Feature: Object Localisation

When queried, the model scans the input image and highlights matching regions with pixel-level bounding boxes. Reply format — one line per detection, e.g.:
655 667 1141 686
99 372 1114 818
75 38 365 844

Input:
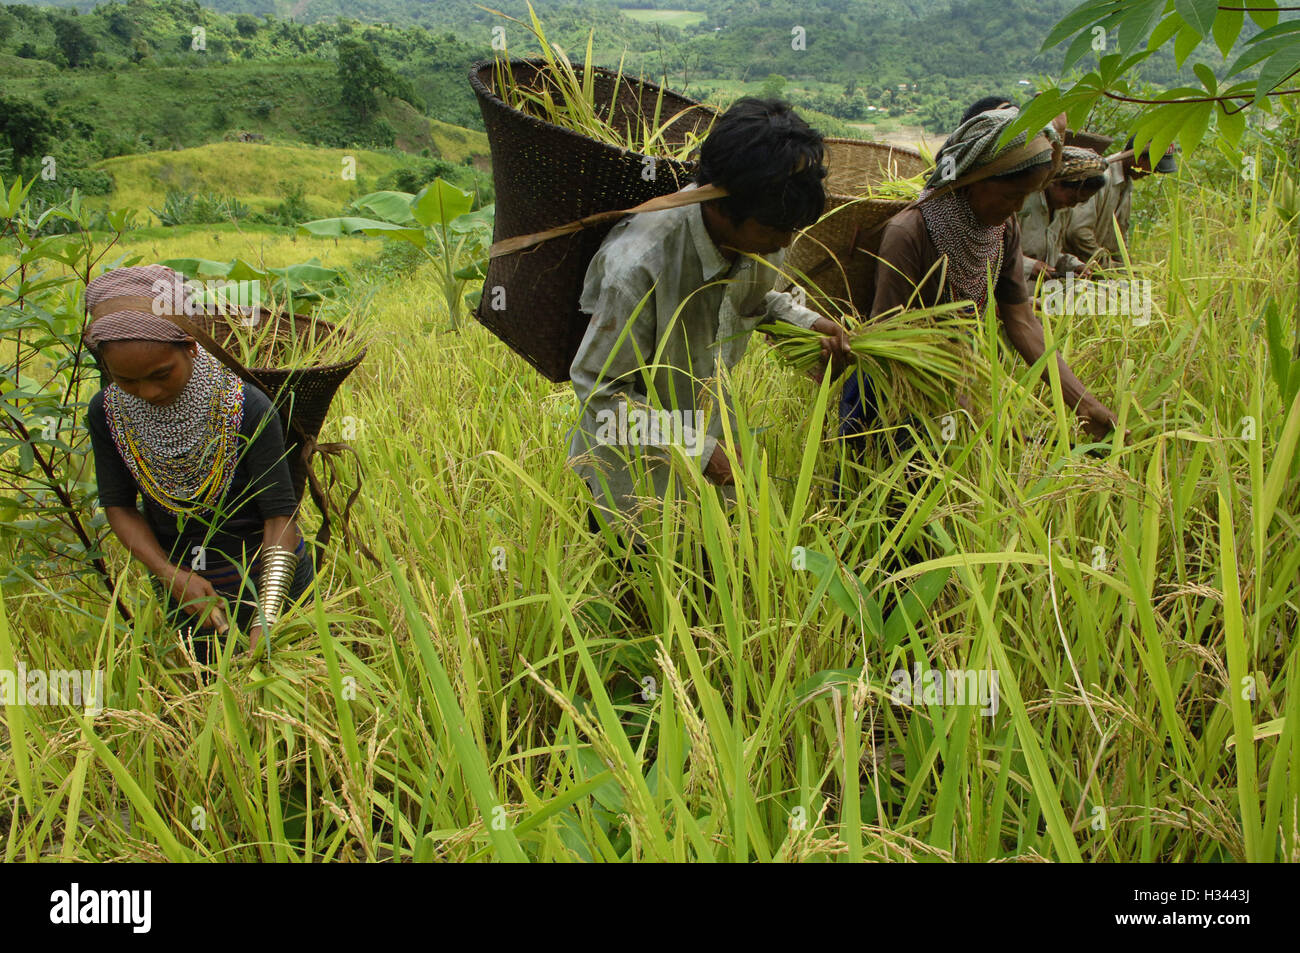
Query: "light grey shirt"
1064 162 1132 266
1018 189 1085 282
568 185 821 519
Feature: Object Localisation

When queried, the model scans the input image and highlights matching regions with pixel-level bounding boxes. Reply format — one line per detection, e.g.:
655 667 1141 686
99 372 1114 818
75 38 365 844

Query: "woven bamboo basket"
786 138 930 319
192 309 364 504
469 58 716 383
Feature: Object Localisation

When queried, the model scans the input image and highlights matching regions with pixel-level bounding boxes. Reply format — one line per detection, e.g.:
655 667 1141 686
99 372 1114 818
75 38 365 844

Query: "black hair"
961 96 1014 124
1076 174 1106 191
695 97 827 231
1122 135 1149 162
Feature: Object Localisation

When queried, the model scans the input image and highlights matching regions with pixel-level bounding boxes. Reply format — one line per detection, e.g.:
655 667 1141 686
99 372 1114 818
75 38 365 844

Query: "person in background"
840 108 1121 455
84 265 314 664
961 95 1015 123
569 98 850 543
1019 146 1108 284
963 95 1070 139
1064 137 1178 270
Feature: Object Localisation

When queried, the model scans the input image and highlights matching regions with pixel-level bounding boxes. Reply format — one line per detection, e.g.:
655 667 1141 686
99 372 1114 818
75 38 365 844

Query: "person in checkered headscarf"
839 108 1121 460
83 264 313 664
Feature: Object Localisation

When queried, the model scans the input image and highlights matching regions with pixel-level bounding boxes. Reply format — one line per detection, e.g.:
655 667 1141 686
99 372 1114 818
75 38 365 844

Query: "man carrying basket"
569 98 851 535
83 265 314 663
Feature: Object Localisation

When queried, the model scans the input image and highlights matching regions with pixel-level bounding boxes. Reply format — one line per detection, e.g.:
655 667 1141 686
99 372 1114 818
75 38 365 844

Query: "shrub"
149 189 251 226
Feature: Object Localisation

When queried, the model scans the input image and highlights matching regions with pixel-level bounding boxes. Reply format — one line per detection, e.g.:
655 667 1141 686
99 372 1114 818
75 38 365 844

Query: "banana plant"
299 179 493 331
160 256 346 313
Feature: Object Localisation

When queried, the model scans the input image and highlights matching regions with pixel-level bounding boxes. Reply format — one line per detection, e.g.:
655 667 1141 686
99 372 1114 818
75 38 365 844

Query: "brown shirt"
866 206 1030 318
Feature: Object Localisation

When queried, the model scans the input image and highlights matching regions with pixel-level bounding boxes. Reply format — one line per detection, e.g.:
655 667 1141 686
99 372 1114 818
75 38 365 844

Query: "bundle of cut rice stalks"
484 2 715 163
761 298 991 425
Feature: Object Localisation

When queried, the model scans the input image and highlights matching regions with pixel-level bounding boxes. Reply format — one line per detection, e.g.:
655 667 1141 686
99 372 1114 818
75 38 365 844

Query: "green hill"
93 141 408 223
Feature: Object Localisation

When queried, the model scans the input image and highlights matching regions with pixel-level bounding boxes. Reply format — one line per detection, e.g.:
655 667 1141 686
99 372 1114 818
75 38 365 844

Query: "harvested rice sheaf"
761 300 991 423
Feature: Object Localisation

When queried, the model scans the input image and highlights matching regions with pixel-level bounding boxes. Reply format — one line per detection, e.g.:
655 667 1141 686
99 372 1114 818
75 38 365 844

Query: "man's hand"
705 442 738 485
810 316 852 383
1029 258 1053 281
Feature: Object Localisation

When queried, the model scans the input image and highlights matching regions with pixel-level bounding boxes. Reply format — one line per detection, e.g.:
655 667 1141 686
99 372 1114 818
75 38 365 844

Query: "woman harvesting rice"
1019 145 1108 283
840 108 1120 449
83 265 313 661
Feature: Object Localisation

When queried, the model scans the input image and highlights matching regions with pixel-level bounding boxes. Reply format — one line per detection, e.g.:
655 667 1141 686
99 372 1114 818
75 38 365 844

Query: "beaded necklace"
104 347 245 515
918 187 1006 316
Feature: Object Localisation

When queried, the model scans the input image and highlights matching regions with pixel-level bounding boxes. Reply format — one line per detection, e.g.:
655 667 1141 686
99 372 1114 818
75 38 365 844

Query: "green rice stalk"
760 299 990 423
211 289 359 371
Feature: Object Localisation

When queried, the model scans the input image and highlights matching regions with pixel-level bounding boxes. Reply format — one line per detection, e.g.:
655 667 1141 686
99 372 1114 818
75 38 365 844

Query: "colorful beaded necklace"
104 346 245 515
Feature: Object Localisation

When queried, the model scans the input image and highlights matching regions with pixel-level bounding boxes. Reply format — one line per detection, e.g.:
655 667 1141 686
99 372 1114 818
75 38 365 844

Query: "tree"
337 38 387 123
235 13 260 38
762 73 788 100
104 7 136 43
0 95 59 169
52 16 98 69
1005 0 1300 165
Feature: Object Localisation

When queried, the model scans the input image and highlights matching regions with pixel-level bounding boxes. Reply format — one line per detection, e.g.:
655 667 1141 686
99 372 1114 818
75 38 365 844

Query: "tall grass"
0 144 1296 862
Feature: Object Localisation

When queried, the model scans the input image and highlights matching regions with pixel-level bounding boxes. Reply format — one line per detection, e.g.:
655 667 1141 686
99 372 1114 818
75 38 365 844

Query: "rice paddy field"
623 9 710 29
1 134 1298 863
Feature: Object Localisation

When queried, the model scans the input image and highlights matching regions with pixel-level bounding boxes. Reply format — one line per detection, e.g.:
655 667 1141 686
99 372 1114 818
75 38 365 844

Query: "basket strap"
302 435 378 564
489 183 729 258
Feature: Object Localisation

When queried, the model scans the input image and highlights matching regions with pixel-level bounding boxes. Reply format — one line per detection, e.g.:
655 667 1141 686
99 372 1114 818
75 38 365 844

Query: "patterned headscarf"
1053 146 1107 182
917 108 1059 313
87 265 246 515
924 108 1058 191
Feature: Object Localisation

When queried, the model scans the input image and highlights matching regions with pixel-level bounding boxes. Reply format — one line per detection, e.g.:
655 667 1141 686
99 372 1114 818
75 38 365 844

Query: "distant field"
846 122 937 152
429 118 490 165
94 142 412 225
624 8 708 28
94 223 379 276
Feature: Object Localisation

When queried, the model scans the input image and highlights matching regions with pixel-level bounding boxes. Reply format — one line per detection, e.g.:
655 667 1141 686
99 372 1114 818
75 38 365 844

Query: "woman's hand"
1077 396 1127 442
165 566 228 632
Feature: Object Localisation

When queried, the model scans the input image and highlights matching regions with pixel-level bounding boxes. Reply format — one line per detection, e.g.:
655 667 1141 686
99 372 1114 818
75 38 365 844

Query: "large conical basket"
786 138 929 319
469 58 716 383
